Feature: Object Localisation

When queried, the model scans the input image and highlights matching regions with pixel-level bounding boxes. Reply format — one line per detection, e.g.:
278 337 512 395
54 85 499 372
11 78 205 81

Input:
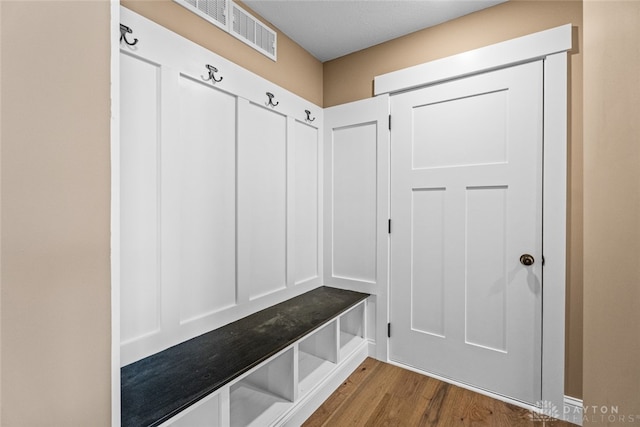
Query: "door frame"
374 24 572 413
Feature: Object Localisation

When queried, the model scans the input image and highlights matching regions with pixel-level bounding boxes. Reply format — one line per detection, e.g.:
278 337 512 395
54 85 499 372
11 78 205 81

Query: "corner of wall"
0 0 3 422
0 1 112 424
583 0 640 420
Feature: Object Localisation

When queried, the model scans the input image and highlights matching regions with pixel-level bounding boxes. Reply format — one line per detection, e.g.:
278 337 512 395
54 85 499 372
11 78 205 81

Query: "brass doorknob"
520 254 535 266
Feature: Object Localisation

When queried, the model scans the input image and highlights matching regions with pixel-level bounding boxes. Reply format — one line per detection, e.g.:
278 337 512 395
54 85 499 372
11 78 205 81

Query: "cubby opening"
230 348 295 426
298 320 338 396
339 302 366 360
164 392 221 427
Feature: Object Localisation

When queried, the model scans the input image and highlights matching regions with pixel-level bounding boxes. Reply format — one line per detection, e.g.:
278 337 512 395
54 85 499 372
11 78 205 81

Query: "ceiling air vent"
231 1 277 60
174 0 277 61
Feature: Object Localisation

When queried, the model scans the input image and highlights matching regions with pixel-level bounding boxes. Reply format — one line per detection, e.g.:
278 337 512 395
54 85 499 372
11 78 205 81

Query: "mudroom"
114 1 576 425
7 1 640 426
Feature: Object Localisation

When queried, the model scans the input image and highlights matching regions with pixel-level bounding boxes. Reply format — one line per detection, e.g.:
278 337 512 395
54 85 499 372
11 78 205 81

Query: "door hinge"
387 323 391 338
388 219 392 234
388 115 391 130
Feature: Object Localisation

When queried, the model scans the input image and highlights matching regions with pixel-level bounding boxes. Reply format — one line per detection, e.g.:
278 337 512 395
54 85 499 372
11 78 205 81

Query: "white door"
389 61 543 404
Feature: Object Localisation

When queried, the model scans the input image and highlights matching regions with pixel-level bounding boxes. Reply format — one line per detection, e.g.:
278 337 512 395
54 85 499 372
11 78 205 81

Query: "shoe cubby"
339 301 366 360
230 348 295 427
298 320 339 397
163 390 222 427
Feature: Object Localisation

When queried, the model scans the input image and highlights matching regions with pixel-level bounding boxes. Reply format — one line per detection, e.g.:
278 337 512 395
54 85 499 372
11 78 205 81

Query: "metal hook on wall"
266 92 279 108
305 110 316 122
203 64 223 83
120 24 139 46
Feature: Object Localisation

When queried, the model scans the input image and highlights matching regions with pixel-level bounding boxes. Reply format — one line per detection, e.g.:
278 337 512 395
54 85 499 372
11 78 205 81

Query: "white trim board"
564 395 583 426
375 23 572 415
374 23 572 95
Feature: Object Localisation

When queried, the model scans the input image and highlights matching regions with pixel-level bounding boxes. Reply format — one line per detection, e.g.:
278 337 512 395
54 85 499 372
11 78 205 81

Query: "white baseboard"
563 395 583 426
367 338 377 357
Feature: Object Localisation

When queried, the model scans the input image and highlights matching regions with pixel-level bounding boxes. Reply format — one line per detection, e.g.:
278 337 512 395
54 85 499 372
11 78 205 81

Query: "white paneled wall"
323 97 389 360
119 7 387 367
119 8 323 365
120 53 161 345
238 100 288 301
323 97 389 297
175 75 237 323
293 121 320 284
331 123 378 284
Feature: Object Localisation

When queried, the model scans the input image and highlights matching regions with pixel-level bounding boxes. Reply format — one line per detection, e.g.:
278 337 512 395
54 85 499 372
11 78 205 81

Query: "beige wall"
583 1 640 424
121 0 324 106
0 1 112 425
323 0 584 399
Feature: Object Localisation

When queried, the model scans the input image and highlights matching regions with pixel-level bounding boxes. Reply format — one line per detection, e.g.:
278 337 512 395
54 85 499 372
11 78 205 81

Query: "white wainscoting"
293 120 321 285
323 96 389 360
119 52 161 346
118 7 323 365
175 74 237 324
237 100 289 301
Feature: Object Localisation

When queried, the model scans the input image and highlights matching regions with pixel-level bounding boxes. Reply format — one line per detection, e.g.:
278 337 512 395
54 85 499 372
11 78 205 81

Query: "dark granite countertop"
121 286 369 427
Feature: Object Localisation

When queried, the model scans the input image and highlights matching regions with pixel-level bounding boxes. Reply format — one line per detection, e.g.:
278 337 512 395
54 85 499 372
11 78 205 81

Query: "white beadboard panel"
293 120 320 284
375 24 572 95
331 122 378 283
238 100 288 301
120 52 161 344
411 188 446 338
176 75 237 323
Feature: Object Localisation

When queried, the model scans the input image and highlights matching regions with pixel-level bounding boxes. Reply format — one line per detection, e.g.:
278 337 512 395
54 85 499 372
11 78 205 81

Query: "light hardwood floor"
303 358 575 426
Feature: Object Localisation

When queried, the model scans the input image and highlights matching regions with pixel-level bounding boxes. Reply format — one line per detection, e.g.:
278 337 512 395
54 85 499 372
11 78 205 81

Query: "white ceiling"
243 0 507 62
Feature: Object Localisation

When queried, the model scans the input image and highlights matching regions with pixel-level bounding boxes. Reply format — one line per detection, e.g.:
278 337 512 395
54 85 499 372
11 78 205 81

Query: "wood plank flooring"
303 358 575 427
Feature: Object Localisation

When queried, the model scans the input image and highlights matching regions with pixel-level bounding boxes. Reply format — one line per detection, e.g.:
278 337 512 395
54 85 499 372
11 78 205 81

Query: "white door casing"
390 61 543 404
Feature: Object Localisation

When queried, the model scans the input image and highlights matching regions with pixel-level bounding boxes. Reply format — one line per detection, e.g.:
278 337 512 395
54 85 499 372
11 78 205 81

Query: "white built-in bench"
121 286 370 426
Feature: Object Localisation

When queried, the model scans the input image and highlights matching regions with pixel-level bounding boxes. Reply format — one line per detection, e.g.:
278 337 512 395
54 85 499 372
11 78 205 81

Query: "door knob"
520 254 535 266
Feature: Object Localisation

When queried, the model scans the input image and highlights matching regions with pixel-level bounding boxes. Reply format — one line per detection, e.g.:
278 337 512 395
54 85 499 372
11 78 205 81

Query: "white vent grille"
175 0 227 30
231 2 276 60
174 0 277 61
197 0 227 26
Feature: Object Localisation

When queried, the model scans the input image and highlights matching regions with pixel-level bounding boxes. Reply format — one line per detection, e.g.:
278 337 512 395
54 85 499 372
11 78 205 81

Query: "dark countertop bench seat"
121 286 370 427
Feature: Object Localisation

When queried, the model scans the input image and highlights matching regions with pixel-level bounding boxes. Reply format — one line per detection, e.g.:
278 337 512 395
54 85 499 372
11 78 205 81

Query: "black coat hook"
120 24 138 46
305 110 316 122
203 64 223 83
266 92 279 107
